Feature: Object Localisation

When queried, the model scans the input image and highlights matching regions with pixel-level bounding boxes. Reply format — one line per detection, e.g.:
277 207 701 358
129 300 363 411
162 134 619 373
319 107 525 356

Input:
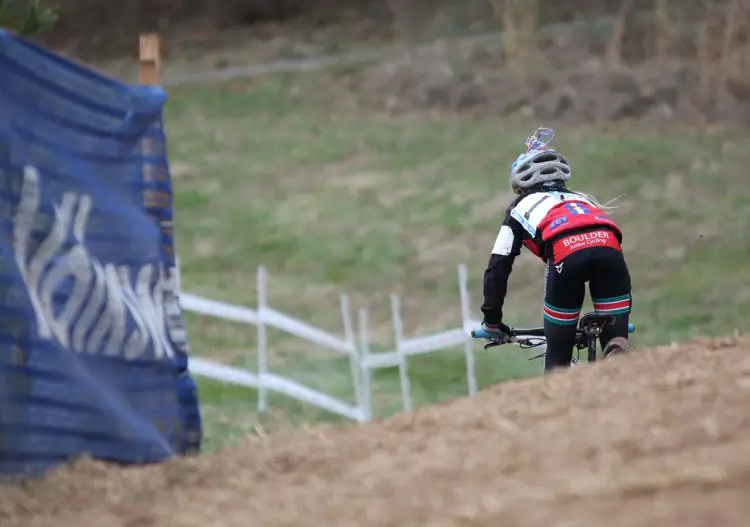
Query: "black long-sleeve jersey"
480 185 622 325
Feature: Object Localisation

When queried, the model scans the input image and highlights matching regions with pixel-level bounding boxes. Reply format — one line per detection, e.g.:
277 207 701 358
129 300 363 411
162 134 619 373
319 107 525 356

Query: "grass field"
162 68 750 451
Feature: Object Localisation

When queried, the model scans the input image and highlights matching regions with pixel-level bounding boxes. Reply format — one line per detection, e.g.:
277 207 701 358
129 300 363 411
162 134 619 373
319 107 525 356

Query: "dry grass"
478 0 749 107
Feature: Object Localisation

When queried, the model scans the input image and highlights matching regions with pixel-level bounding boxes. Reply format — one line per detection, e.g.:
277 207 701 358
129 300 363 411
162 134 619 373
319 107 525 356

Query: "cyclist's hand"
481 321 512 343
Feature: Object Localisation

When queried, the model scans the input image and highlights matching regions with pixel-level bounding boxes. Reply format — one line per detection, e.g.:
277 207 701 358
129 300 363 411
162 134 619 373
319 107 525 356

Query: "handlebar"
470 323 635 340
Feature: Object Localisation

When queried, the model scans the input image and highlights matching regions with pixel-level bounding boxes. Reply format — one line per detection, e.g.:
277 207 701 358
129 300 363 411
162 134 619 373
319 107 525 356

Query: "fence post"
357 308 373 421
137 33 166 246
257 266 269 412
458 264 478 396
339 293 362 415
138 34 161 85
390 292 412 413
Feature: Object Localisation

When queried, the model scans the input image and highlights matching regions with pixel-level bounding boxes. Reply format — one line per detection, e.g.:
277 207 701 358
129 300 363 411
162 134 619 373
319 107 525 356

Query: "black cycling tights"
542 246 632 372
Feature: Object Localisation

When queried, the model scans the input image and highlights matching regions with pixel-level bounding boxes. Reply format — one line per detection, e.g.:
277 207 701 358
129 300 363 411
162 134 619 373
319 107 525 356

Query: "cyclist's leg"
588 247 632 351
543 251 587 372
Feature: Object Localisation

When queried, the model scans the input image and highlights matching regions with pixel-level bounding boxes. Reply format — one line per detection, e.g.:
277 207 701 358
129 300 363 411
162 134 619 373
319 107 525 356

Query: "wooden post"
137 33 172 259
139 33 161 85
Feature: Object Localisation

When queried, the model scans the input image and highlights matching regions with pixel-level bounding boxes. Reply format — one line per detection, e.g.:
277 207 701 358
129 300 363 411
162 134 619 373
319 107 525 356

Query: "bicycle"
471 312 636 366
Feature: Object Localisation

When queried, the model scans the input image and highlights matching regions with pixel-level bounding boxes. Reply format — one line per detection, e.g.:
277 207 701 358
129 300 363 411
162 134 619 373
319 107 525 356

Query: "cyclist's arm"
481 211 525 325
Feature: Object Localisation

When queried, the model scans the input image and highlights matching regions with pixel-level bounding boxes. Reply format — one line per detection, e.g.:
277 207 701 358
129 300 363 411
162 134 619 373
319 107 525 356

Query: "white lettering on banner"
561 231 611 251
12 165 177 360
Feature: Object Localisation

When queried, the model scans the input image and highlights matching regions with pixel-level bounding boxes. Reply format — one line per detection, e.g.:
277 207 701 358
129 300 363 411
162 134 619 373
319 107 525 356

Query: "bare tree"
605 0 636 67
487 0 540 79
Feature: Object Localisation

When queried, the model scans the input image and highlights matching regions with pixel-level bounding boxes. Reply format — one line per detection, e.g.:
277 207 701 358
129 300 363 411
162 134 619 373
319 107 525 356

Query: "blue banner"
0 30 202 476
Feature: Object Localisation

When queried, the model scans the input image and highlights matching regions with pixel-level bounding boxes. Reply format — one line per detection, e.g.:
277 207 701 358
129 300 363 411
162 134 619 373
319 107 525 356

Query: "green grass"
164 70 750 450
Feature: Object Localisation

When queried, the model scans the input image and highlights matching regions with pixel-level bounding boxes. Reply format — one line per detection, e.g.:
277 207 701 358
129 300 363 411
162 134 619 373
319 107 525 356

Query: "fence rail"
188 358 365 421
182 263 533 422
181 264 364 421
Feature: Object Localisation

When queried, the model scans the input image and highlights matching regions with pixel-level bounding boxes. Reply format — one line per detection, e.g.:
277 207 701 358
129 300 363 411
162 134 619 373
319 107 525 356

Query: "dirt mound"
3 335 750 526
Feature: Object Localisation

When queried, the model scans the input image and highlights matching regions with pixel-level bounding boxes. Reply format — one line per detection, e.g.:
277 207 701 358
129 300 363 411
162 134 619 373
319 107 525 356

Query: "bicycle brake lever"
483 334 515 350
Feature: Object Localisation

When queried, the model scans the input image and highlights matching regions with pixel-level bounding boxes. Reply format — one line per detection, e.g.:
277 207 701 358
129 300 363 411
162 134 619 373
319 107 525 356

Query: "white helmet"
509 148 571 195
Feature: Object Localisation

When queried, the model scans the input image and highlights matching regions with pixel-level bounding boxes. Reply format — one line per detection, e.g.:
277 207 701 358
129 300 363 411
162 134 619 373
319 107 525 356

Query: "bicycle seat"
578 312 616 334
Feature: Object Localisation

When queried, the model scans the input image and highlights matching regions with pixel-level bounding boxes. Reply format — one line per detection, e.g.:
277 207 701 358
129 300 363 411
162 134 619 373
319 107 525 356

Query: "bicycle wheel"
602 337 633 360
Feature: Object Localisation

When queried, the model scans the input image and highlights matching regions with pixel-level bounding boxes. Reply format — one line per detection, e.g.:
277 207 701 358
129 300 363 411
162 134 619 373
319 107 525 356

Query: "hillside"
158 60 750 446
2 335 749 526
11 0 745 448
2 4 749 525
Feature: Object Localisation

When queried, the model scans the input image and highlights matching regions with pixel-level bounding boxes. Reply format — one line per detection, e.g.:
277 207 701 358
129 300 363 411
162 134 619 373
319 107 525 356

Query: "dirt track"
2 335 750 526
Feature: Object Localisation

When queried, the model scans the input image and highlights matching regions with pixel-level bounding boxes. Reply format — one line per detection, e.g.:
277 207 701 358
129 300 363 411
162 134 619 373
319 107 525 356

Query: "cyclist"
479 127 632 372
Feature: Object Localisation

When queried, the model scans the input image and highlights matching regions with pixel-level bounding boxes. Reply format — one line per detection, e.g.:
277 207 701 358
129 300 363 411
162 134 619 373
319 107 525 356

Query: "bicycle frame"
471 313 635 365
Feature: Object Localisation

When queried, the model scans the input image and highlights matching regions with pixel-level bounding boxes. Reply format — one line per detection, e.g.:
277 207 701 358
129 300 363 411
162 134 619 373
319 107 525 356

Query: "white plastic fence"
182 263 534 422
181 265 365 422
